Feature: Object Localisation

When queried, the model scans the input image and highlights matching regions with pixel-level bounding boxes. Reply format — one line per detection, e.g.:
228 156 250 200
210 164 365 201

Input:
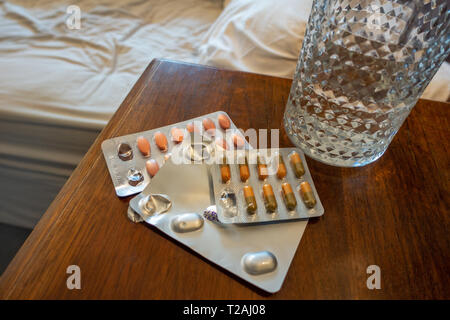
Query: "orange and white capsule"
137 136 150 157
202 118 216 136
170 127 184 144
154 131 168 152
262 184 277 212
218 114 231 130
232 134 245 149
300 181 316 208
243 185 257 214
145 159 159 177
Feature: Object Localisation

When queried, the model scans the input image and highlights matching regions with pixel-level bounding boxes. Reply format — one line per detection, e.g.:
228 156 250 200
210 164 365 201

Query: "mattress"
0 0 224 228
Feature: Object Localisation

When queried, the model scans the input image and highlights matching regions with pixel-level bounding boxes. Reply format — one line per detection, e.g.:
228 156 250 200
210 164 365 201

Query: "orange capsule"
232 134 245 149
136 136 150 157
300 181 316 208
202 118 216 135
154 131 168 152
215 137 229 150
186 122 200 133
243 185 257 214
281 182 297 210
220 157 231 183
290 152 305 178
171 127 184 144
218 114 231 130
257 156 268 180
239 157 250 182
276 155 287 179
262 184 277 212
145 159 159 177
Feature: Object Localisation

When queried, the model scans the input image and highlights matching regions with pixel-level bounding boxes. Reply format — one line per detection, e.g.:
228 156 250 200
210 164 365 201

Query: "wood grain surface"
0 59 449 299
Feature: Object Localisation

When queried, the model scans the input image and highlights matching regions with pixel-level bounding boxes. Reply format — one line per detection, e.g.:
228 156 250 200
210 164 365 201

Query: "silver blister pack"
128 159 309 293
101 111 248 197
211 148 324 224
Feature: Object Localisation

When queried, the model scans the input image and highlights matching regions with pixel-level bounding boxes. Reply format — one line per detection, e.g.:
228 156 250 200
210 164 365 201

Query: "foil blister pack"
211 148 324 224
101 111 248 197
128 160 309 293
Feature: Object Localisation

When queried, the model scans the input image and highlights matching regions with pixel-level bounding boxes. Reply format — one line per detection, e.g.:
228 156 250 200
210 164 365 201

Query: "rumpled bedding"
0 0 223 228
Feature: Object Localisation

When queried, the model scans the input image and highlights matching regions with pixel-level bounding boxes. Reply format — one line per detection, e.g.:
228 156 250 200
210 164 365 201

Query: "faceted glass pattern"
284 0 449 167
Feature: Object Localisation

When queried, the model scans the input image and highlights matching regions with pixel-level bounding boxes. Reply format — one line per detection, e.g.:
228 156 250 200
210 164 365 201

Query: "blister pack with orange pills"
101 111 249 197
211 148 324 224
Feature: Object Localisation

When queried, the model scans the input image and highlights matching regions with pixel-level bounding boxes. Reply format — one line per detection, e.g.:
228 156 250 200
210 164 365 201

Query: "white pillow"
199 0 449 101
198 0 312 78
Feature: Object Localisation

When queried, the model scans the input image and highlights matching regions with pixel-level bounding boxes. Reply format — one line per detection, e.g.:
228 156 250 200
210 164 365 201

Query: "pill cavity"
118 143 133 161
146 159 159 177
262 184 277 212
215 137 229 150
220 189 237 217
171 127 184 144
290 152 305 178
243 185 257 214
171 213 204 233
218 114 231 130
242 251 277 275
282 182 297 211
186 142 210 162
136 136 151 157
141 194 172 216
202 118 216 136
127 168 144 186
232 134 245 149
154 131 168 152
300 181 316 208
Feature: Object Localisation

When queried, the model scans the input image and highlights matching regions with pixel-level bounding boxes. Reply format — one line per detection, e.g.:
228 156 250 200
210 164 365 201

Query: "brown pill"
239 157 250 182
145 159 159 177
257 156 268 180
137 136 151 157
218 114 231 130
171 127 184 144
215 137 229 150
154 131 168 152
220 157 231 183
186 122 199 133
262 184 277 212
243 185 257 214
202 118 216 135
290 152 305 178
276 155 287 179
282 182 297 210
232 134 245 149
300 181 316 208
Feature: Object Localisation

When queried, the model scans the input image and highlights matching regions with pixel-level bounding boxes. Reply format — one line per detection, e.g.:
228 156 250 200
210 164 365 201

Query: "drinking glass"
284 0 449 167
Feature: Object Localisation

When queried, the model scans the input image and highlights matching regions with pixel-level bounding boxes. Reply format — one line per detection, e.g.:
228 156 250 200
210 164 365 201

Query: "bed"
1 0 448 228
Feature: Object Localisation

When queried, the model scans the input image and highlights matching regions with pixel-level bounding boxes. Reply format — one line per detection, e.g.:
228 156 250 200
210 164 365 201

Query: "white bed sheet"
0 0 223 228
